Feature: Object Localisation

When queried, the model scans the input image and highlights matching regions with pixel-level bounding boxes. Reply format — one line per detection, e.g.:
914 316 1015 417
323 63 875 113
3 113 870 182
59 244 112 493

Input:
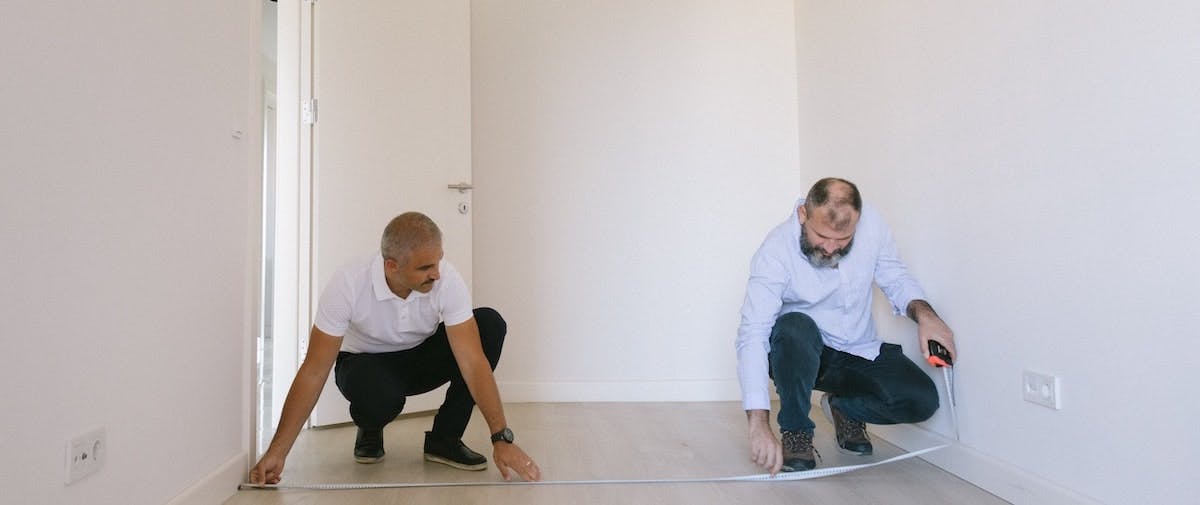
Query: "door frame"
259 0 473 451
256 0 314 459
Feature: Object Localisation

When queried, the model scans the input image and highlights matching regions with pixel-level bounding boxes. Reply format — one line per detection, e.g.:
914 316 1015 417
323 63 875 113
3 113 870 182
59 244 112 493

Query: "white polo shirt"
313 251 474 354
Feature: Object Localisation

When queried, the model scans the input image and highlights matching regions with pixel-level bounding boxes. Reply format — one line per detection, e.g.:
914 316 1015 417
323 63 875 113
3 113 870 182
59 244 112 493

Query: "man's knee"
770 312 823 354
473 307 506 338
337 366 406 427
349 396 405 430
898 382 940 423
473 307 506 364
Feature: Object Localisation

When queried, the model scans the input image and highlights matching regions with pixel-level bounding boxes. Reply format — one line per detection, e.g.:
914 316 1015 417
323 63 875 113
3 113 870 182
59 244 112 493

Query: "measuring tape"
927 340 960 441
239 444 948 491
242 346 961 492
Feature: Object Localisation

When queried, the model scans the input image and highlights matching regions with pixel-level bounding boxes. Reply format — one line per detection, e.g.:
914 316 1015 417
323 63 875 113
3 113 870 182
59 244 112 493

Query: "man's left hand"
493 442 541 482
908 300 957 364
917 313 956 364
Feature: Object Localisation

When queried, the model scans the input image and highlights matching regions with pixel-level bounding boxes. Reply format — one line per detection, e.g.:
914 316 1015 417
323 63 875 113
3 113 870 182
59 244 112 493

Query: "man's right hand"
249 450 285 485
747 410 783 475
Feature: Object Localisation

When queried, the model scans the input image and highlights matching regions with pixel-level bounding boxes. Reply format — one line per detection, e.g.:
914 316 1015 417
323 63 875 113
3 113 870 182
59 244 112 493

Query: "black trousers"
333 307 506 439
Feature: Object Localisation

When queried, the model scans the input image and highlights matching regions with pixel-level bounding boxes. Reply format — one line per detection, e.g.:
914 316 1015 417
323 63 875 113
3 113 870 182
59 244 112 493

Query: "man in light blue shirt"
736 178 957 473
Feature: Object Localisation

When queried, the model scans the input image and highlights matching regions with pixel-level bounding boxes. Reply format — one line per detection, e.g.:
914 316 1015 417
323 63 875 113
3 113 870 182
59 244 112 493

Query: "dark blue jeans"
334 307 506 439
769 312 938 433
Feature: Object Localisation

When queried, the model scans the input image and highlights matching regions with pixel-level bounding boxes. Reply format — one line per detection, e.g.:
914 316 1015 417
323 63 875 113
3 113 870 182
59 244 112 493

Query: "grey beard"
800 226 852 268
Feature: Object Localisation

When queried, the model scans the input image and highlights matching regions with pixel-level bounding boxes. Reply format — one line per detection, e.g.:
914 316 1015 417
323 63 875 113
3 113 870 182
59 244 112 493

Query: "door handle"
447 182 473 193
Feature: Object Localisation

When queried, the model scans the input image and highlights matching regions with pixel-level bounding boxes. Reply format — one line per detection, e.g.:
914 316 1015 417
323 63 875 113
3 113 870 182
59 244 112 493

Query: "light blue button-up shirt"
736 198 926 411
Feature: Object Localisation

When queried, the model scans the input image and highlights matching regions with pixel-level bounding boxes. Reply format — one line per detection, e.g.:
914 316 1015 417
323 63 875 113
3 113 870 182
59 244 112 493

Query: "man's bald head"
803 177 862 232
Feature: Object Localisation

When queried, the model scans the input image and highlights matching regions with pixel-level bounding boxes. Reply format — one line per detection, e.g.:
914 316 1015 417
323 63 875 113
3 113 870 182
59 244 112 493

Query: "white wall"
471 0 803 401
0 1 259 504
795 1 1200 504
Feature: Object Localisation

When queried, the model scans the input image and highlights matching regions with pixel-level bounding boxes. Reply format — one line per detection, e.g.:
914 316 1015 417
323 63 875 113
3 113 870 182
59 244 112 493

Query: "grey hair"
380 212 442 265
803 177 862 232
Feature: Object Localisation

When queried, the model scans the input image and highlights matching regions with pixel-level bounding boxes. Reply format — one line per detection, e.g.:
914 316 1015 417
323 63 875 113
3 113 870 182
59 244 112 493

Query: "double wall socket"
1023 370 1061 409
65 427 106 485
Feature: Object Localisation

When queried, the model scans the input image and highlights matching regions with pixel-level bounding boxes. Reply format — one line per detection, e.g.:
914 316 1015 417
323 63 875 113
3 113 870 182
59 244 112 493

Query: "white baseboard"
499 380 743 403
167 452 246 505
871 424 1102 505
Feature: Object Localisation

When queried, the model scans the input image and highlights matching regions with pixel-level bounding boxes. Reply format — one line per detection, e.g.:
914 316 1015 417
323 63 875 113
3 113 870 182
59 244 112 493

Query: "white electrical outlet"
1022 371 1061 409
65 427 105 485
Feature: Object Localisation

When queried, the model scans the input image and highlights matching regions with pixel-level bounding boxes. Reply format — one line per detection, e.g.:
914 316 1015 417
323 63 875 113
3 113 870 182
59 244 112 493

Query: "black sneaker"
354 427 385 464
423 431 487 471
780 430 819 472
822 393 873 455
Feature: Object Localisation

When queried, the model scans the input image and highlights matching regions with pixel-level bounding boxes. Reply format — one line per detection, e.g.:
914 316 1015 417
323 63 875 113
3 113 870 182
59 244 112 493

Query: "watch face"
493 427 513 443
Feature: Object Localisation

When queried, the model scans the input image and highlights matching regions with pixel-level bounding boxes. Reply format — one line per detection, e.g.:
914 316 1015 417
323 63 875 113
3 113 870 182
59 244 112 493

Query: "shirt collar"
371 253 397 301
790 197 805 251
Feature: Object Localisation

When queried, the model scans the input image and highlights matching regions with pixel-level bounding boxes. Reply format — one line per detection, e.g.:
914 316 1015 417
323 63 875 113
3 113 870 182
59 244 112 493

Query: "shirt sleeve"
437 261 474 327
872 219 926 317
313 274 353 337
736 245 789 411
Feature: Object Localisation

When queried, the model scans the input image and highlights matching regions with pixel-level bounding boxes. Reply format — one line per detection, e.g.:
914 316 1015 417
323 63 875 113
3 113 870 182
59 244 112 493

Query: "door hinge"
302 98 318 125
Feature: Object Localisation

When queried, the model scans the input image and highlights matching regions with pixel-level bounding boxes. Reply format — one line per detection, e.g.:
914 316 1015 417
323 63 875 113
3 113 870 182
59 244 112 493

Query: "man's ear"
797 205 808 225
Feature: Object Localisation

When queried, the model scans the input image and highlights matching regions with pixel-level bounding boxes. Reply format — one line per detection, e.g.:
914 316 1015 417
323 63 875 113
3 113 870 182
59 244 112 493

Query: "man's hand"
248 450 285 485
747 410 783 475
908 299 957 363
493 442 541 482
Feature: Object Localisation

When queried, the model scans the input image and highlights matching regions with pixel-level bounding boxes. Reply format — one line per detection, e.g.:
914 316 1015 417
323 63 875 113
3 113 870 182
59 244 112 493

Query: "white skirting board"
870 423 1102 505
167 452 246 505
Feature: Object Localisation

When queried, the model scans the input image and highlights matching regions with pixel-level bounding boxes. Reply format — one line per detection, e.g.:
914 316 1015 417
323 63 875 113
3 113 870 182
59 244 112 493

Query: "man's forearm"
445 320 509 435
461 364 508 434
906 299 939 323
267 367 329 455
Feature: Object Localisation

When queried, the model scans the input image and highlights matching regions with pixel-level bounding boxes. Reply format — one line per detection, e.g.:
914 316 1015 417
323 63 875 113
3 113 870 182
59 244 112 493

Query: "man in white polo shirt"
250 212 540 484
737 178 957 474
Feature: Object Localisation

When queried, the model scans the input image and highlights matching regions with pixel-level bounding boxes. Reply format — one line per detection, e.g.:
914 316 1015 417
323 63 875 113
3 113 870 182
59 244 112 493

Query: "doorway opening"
256 0 311 457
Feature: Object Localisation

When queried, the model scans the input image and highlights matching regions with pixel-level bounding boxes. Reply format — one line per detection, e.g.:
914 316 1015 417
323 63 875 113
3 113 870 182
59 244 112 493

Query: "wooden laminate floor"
225 402 1008 505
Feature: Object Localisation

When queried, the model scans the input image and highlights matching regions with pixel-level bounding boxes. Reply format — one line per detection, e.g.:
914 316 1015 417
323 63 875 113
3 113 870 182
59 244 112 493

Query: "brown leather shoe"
780 430 818 471
822 393 873 455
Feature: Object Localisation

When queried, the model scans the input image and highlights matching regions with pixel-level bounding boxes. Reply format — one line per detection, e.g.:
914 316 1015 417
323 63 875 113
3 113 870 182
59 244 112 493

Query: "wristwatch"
490 427 514 444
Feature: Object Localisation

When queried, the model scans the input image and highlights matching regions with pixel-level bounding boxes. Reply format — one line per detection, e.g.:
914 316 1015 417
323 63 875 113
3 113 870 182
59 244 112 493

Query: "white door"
308 0 473 427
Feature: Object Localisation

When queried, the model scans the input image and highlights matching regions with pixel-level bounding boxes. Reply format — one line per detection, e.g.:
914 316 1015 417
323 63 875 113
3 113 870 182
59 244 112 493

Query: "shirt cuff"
742 393 771 412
